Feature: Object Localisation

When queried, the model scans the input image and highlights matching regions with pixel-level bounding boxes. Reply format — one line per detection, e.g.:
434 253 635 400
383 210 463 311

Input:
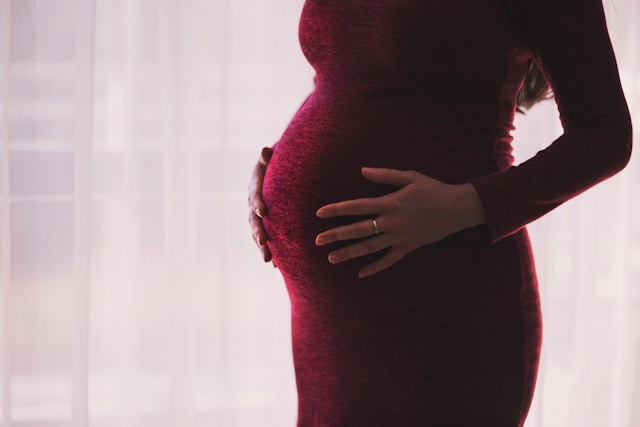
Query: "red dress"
261 0 632 425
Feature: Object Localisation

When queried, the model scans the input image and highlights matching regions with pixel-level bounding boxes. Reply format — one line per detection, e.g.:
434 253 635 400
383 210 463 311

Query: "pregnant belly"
261 131 390 280
261 96 505 280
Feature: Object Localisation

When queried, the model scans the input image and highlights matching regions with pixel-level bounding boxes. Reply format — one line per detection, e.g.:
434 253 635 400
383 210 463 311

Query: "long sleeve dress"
260 0 632 425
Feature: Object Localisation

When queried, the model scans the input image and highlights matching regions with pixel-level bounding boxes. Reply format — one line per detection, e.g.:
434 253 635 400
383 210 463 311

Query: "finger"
262 247 273 263
316 198 381 218
247 210 273 262
248 212 266 246
248 172 266 216
260 146 274 164
250 197 266 218
248 194 264 219
248 195 264 220
248 190 266 219
248 147 273 217
358 247 406 278
326 234 393 264
316 218 381 246
361 167 420 187
248 210 269 249
255 232 273 262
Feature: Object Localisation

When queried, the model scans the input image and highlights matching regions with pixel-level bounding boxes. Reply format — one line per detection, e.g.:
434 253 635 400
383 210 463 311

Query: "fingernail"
254 208 263 218
316 209 326 218
329 253 342 263
315 235 326 246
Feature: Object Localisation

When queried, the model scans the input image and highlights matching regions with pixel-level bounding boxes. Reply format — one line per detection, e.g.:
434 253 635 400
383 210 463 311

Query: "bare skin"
248 149 487 277
247 146 275 265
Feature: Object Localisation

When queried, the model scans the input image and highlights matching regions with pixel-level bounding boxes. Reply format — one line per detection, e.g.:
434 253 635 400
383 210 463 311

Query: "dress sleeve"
469 0 632 244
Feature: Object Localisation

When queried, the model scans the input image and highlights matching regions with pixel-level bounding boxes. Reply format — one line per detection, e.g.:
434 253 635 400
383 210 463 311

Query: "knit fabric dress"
261 0 632 425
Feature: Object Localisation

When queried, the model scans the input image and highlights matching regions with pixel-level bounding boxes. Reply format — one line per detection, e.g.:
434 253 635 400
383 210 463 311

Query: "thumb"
361 167 419 187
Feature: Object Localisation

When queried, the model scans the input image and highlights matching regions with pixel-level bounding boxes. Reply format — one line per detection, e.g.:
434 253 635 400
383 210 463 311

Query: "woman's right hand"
248 146 276 266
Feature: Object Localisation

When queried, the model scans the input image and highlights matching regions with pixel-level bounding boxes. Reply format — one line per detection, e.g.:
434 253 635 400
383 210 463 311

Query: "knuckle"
384 198 402 211
408 170 422 179
390 250 406 264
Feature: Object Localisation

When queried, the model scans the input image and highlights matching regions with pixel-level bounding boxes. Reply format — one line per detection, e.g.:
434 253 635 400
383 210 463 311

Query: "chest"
298 0 528 82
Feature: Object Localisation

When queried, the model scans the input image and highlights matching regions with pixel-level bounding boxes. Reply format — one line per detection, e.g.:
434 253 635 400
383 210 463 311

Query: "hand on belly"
314 167 487 278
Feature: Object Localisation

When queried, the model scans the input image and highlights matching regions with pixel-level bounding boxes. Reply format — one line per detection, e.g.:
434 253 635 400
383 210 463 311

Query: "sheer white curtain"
0 0 637 426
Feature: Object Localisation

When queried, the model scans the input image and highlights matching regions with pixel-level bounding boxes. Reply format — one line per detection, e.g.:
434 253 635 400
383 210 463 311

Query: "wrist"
454 183 487 230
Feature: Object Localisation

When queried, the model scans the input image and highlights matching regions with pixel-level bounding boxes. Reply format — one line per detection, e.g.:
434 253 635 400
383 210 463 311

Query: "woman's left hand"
315 167 486 278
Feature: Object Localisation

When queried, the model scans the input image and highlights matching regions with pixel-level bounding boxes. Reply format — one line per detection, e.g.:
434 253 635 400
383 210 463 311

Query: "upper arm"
518 0 632 148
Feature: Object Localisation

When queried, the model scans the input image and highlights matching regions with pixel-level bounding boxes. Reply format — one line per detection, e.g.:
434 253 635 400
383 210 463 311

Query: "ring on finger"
372 218 380 235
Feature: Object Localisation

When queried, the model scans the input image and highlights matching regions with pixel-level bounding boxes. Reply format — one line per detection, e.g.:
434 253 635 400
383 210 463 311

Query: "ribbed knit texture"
261 0 632 425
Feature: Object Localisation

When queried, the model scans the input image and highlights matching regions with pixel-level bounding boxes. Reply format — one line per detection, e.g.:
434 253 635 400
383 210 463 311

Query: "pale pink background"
0 0 639 426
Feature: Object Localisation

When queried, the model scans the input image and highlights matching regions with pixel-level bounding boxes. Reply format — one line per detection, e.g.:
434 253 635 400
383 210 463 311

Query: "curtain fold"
1 0 13 423
0 0 638 426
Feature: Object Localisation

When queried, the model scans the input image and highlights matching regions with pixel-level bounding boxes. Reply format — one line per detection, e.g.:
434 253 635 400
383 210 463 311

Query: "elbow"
591 110 633 177
563 100 633 177
611 114 633 173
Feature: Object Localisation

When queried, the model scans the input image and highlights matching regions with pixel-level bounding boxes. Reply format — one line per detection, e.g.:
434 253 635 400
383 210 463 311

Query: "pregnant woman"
248 0 632 425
